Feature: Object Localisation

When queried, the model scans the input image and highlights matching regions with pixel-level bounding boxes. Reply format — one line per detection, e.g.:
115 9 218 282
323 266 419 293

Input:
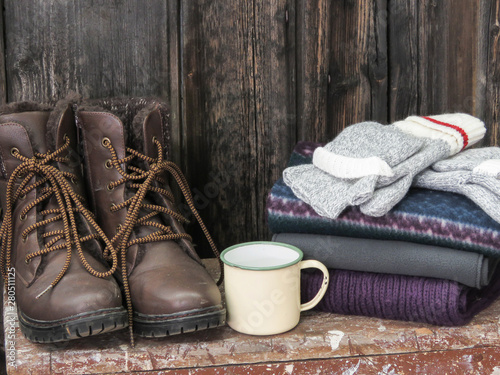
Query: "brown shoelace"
0 136 118 297
102 137 223 346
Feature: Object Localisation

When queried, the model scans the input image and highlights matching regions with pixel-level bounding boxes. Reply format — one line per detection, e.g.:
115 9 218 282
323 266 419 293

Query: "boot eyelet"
63 133 69 142
11 147 19 156
107 183 114 191
19 193 26 200
152 136 157 144
110 203 116 210
117 224 122 231
20 213 27 221
105 159 113 169
22 236 27 243
71 177 77 184
25 258 31 264
102 137 111 147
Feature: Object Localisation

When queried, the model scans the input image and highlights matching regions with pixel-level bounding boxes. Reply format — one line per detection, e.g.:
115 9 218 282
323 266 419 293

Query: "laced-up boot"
0 100 127 343
76 98 225 341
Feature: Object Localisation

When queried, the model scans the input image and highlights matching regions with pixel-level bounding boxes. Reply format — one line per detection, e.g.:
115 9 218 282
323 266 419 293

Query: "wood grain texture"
417 0 480 116
327 0 388 139
181 0 295 255
296 0 331 141
481 0 500 145
121 348 500 374
3 0 174 102
180 0 257 255
0 0 6 105
253 0 296 243
388 0 418 122
165 0 183 166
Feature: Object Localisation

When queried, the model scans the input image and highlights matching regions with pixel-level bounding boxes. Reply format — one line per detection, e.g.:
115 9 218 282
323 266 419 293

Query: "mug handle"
299 259 330 311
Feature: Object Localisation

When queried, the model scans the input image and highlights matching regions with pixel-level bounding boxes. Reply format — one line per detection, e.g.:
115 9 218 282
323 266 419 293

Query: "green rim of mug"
220 241 304 271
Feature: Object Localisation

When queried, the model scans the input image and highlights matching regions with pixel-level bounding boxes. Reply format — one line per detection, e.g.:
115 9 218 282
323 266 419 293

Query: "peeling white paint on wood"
326 330 344 350
379 363 398 375
342 360 361 375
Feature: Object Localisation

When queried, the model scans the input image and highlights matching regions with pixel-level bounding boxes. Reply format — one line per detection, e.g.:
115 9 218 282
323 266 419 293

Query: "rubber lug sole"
133 306 226 338
18 307 128 343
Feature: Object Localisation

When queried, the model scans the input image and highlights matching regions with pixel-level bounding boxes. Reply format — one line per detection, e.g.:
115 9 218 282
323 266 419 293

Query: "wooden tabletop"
4 259 500 374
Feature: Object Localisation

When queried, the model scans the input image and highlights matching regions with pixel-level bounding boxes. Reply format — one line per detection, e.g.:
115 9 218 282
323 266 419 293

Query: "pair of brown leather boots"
0 97 225 344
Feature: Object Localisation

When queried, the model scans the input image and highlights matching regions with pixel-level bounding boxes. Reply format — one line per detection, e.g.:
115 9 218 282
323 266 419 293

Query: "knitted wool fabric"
427 147 500 196
393 114 485 155
415 147 500 225
284 114 485 219
283 122 433 219
300 267 500 326
267 142 500 257
356 115 485 216
432 147 500 173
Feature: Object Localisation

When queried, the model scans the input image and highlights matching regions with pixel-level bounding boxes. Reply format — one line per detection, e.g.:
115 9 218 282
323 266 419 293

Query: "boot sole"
18 307 128 343
133 305 226 338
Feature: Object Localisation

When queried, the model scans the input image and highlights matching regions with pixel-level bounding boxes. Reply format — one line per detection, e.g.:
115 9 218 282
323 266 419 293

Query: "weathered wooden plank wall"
482 0 500 143
180 0 296 250
1 0 499 256
0 0 6 105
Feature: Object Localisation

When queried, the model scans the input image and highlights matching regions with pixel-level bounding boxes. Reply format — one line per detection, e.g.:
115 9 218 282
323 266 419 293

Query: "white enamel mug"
221 241 329 335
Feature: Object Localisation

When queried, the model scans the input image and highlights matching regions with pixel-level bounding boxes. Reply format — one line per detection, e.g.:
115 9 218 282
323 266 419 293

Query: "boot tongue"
0 111 50 154
141 108 163 159
124 108 166 240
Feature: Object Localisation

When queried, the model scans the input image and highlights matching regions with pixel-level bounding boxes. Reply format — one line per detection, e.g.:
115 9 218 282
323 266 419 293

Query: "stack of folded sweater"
267 115 500 326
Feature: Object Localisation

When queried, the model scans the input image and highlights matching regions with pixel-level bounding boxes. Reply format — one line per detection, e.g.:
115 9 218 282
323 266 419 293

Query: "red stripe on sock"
421 116 469 149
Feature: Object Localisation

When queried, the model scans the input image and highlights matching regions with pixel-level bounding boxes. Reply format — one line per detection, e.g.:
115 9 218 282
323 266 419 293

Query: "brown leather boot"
0 99 127 343
76 98 225 340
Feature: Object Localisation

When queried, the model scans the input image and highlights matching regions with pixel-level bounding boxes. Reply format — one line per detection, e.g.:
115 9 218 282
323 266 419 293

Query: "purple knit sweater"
301 268 500 326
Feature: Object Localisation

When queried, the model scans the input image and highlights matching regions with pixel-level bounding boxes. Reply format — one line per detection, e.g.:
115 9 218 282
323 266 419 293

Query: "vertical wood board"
180 0 295 254
296 0 331 141
180 0 258 255
4 0 173 102
417 0 480 115
388 0 419 122
252 0 296 242
0 0 6 105
327 0 388 140
481 0 500 145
